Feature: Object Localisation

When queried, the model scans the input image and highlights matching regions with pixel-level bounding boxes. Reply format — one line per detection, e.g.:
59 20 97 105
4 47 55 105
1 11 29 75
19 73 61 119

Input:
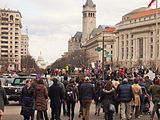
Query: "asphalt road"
3 102 155 120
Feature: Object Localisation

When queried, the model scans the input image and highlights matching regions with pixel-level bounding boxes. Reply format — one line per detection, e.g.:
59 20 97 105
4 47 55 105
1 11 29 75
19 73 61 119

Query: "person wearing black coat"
100 81 116 120
0 81 8 120
48 77 65 120
20 80 34 120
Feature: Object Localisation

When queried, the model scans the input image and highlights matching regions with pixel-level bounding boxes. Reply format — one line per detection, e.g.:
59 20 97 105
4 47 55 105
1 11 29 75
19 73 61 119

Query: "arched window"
10 15 14 21
93 13 95 17
88 13 91 17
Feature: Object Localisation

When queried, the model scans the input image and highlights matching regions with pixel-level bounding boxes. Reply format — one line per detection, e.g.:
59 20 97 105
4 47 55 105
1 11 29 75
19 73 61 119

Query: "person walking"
94 81 102 116
100 81 116 120
0 81 8 120
131 79 142 119
149 78 160 120
65 78 79 120
117 78 134 120
34 79 49 120
20 80 34 120
80 76 95 120
48 77 65 120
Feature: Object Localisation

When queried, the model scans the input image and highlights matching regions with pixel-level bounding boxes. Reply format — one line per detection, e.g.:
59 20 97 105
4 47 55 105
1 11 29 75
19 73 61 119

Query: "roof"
104 27 115 33
129 8 160 20
85 0 95 7
74 32 82 42
0 8 22 18
123 7 160 20
90 25 115 37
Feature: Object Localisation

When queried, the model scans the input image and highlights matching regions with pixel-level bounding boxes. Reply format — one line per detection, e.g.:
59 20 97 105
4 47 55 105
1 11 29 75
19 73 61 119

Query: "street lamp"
102 34 105 80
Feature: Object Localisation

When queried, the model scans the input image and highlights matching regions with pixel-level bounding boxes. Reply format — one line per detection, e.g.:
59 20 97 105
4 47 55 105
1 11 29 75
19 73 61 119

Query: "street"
3 102 153 120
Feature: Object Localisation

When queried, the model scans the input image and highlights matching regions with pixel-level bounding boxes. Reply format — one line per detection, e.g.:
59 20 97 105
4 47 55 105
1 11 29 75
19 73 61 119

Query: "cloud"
0 0 150 63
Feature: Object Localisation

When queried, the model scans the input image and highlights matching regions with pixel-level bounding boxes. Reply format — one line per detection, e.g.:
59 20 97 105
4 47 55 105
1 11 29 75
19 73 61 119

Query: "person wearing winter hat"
80 76 95 120
117 78 134 120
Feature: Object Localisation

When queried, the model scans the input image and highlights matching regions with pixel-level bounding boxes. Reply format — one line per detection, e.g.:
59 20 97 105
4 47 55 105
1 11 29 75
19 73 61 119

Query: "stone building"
115 7 160 69
0 9 22 71
81 0 116 64
21 34 29 56
84 25 116 64
81 0 96 45
67 0 116 65
68 32 82 52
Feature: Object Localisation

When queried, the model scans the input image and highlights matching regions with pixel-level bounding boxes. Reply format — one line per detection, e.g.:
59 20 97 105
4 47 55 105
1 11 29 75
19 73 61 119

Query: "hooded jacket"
100 88 116 112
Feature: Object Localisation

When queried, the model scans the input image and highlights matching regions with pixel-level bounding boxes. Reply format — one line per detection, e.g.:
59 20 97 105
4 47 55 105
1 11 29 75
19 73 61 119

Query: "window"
122 41 124 46
139 38 143 58
126 34 129 39
1 46 8 48
1 41 8 44
10 15 14 21
126 47 129 59
122 48 124 59
1 50 8 53
131 34 133 38
1 27 8 30
131 47 133 59
126 41 129 46
1 36 8 39
151 45 153 58
157 44 159 57
151 37 153 43
1 55 8 57
131 40 133 46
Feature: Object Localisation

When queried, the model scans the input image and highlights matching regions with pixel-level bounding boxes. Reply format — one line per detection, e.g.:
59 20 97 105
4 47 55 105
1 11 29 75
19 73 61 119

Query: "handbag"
109 104 115 112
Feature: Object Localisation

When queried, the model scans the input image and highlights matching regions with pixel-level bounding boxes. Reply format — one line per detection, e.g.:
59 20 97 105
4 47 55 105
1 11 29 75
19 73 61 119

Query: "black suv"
4 76 33 103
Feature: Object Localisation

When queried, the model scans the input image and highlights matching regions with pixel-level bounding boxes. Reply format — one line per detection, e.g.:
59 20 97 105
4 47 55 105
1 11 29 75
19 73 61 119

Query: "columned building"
115 7 160 69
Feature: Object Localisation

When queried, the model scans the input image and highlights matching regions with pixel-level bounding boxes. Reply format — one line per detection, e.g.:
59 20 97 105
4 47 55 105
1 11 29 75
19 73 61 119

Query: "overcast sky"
0 0 153 63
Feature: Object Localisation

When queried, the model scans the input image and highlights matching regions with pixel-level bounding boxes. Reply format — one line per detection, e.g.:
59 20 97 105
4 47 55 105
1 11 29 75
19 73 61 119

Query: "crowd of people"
0 67 160 120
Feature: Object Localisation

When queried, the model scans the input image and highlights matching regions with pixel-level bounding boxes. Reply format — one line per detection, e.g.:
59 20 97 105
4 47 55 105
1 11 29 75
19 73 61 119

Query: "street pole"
155 0 158 69
102 34 105 80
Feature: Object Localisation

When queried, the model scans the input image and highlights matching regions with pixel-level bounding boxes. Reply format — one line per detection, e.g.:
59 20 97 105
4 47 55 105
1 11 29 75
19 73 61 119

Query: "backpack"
66 85 76 102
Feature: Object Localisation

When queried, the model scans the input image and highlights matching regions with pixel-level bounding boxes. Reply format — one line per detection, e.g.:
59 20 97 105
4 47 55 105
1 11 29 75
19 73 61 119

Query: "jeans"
105 110 114 120
37 110 49 120
62 100 67 115
51 107 61 120
66 100 76 120
82 100 92 120
79 100 83 114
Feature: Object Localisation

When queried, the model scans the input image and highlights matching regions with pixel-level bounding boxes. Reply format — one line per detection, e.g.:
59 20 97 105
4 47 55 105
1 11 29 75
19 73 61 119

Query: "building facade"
85 25 116 64
68 32 82 52
21 34 29 56
0 9 22 71
81 0 96 45
115 7 160 69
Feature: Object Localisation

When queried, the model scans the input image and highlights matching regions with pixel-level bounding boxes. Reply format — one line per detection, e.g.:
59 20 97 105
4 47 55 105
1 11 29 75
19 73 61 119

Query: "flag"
148 0 156 7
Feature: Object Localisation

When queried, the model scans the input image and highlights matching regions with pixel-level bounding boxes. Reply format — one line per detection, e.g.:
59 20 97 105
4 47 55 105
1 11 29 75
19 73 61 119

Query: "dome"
37 55 44 62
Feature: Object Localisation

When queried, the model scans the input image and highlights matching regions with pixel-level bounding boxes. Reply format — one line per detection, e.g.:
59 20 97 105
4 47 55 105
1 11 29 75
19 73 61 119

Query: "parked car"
3 76 33 103
4 76 50 104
